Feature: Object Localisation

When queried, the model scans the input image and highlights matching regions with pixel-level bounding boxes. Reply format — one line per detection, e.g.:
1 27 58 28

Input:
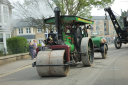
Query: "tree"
12 0 115 33
49 0 115 19
119 9 128 28
12 0 55 32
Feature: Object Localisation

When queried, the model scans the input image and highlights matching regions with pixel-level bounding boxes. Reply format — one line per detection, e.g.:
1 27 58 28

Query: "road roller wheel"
81 37 94 66
114 37 122 49
36 50 70 77
101 45 107 59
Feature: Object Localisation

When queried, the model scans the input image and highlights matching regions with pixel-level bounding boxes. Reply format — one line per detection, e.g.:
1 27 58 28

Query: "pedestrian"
41 40 45 51
41 40 45 46
29 42 34 60
113 36 115 43
33 40 37 58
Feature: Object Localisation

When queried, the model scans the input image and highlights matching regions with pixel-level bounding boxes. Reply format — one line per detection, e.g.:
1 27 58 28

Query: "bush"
38 44 41 47
26 44 29 52
0 50 3 56
6 36 28 54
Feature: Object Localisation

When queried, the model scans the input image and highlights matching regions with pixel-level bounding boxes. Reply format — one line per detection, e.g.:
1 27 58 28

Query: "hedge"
6 36 28 54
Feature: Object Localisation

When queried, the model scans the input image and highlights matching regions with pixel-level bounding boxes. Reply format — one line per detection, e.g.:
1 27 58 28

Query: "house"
12 18 49 44
87 16 116 37
0 0 13 51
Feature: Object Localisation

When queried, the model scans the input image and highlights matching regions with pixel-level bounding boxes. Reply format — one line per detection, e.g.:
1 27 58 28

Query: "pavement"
0 44 114 75
0 58 36 75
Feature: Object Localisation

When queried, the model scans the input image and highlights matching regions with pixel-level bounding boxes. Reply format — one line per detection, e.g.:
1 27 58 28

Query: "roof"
44 15 94 25
0 0 14 8
13 16 120 28
91 16 119 20
91 16 110 20
0 0 10 4
14 20 33 28
13 17 41 28
17 35 35 39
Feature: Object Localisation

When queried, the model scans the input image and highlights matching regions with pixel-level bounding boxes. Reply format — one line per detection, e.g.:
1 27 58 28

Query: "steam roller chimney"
54 7 61 40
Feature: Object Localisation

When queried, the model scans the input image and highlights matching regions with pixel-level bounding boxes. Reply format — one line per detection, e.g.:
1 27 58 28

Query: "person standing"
29 42 34 60
41 40 45 46
33 40 37 58
41 40 45 51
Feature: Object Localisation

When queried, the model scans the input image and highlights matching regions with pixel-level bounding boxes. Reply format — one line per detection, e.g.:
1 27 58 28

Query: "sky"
9 0 128 16
91 0 128 16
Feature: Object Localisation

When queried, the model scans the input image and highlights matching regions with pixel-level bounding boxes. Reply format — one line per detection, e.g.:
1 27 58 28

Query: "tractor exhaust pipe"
54 7 61 40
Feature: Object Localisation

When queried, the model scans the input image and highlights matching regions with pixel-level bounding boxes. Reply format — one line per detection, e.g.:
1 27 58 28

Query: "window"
100 31 103 35
104 22 107 31
104 30 107 35
38 39 43 44
0 43 4 50
3 6 9 23
37 28 42 33
45 28 48 39
100 25 102 28
27 39 31 43
26 28 31 33
110 25 113 28
19 28 23 34
0 34 3 42
111 30 114 34
95 20 99 25
96 31 99 35
96 26 99 30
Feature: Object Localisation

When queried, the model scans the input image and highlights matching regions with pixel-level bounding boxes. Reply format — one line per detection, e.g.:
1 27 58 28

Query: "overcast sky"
91 0 128 16
9 0 128 16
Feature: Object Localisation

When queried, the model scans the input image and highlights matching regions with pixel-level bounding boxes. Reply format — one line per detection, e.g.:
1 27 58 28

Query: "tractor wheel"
101 45 107 59
114 37 122 49
36 50 70 77
81 37 94 66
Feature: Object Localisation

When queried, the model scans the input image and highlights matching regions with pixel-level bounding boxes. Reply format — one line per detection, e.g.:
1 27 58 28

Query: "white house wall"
0 0 12 51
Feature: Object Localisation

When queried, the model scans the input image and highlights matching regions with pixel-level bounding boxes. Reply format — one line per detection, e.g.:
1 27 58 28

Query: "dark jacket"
29 45 34 52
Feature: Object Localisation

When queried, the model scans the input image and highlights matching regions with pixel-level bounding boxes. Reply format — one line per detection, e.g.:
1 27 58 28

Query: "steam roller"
32 7 95 77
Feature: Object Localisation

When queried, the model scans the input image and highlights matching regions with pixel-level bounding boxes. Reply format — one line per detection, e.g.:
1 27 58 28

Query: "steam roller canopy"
36 50 70 77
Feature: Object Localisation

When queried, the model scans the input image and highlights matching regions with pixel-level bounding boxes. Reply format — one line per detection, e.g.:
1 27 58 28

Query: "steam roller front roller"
36 50 70 77
81 37 94 66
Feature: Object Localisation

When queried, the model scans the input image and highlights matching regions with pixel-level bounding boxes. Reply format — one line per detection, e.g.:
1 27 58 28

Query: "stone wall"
0 53 30 65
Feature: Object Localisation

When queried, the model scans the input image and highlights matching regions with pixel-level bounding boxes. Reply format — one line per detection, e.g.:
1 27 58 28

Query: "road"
0 44 128 85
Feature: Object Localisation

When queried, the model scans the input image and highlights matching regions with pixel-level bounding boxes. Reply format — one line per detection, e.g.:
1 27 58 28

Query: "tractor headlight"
100 38 106 43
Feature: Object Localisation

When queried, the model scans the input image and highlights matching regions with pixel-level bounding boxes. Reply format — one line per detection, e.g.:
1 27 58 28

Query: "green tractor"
32 7 95 77
91 36 108 59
